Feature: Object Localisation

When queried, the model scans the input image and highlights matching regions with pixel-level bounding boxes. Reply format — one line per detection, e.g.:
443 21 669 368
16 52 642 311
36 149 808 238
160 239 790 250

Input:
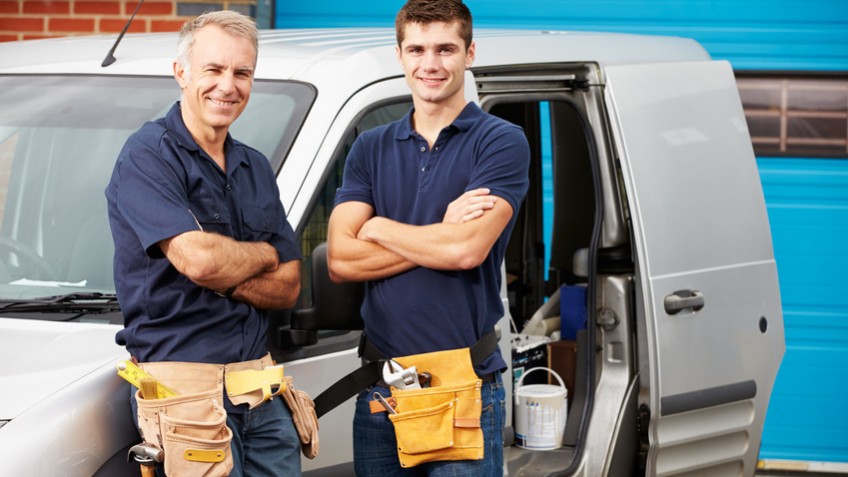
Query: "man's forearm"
326 201 417 283
161 230 279 291
358 199 513 271
231 259 301 309
327 233 417 282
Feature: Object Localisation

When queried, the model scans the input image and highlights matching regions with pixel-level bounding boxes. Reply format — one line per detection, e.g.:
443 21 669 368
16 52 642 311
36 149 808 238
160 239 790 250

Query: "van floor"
506 445 575 476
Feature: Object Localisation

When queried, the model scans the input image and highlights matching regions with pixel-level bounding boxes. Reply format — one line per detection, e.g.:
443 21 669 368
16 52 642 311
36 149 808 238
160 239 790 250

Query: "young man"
327 1 530 475
106 11 303 476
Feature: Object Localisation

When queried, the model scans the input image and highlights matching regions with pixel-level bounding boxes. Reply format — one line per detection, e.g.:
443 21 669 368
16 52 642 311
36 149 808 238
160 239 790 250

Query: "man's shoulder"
125 117 169 149
359 117 406 142
229 138 274 171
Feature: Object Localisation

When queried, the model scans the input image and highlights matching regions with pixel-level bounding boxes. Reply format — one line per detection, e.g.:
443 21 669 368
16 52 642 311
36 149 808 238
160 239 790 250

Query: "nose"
421 50 441 71
217 71 236 94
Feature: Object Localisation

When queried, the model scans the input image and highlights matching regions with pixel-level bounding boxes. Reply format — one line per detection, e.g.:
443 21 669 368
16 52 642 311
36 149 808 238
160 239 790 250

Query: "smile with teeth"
209 98 237 107
420 77 445 85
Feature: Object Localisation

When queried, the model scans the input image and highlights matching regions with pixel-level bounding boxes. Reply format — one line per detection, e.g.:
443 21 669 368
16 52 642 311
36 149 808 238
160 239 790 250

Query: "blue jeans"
353 373 505 477
130 390 301 476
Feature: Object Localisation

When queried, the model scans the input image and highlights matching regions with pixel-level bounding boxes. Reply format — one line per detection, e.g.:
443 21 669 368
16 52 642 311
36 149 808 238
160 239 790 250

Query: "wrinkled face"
396 21 475 109
174 24 255 134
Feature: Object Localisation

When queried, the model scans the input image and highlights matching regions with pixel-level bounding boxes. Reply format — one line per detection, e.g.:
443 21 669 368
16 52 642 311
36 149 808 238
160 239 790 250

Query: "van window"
297 100 412 308
0 75 313 309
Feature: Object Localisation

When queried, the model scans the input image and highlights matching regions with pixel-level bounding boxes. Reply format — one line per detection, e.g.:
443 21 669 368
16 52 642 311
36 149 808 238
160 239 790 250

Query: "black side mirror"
276 242 364 348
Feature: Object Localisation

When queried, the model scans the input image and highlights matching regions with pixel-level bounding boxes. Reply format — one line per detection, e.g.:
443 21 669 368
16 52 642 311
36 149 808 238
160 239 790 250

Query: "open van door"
604 61 785 476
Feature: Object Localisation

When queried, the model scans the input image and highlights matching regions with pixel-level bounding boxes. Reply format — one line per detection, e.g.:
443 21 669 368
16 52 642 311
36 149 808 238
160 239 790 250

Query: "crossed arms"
160 231 301 310
326 188 513 283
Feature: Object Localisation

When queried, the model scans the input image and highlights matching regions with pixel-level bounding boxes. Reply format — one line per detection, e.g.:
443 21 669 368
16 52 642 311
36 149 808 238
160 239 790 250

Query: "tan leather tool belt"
134 354 285 476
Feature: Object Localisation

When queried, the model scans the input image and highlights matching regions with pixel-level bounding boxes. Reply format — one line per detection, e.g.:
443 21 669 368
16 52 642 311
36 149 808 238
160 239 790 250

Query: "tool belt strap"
313 329 498 419
139 353 282 409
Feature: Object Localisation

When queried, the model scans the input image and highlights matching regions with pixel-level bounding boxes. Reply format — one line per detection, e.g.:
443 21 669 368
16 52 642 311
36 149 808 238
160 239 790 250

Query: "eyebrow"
405 42 460 50
201 62 255 73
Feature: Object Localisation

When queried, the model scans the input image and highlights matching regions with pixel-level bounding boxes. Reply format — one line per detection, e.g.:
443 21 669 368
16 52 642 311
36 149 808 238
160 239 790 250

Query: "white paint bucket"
513 367 568 450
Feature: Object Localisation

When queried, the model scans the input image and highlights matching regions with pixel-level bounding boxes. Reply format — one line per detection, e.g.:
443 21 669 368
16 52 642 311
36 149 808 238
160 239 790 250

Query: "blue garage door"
757 158 848 463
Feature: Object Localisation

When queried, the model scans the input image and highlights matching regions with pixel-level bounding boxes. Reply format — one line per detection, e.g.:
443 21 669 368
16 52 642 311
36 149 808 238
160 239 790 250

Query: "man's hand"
231 259 301 310
442 188 497 224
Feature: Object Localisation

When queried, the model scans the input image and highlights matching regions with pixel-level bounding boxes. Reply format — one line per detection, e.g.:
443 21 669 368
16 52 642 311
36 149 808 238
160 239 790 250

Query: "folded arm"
327 188 508 281
358 197 513 271
231 259 301 309
327 201 417 283
161 230 278 289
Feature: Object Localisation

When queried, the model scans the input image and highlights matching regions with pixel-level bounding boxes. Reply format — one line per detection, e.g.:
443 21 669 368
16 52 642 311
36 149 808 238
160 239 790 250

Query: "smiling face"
174 24 256 139
396 21 475 111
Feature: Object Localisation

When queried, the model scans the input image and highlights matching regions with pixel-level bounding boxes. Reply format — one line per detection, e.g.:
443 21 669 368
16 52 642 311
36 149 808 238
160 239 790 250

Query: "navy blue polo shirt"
106 102 301 365
335 102 530 375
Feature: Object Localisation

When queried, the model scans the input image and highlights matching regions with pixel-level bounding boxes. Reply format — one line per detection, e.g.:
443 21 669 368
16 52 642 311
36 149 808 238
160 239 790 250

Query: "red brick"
100 17 146 33
23 0 71 14
150 19 184 32
23 33 56 39
75 0 121 15
48 17 95 32
125 1 171 15
0 17 43 30
0 34 19 42
0 1 20 14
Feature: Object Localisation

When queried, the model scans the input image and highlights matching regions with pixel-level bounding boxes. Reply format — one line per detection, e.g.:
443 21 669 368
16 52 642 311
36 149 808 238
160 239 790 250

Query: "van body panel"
604 60 785 475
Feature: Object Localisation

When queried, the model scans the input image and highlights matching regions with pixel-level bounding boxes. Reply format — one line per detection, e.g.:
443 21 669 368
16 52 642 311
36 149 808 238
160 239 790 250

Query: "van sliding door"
604 61 784 476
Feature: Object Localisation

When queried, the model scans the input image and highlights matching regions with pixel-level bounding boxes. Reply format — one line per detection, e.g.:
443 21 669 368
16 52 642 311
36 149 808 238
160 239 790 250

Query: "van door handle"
664 290 705 315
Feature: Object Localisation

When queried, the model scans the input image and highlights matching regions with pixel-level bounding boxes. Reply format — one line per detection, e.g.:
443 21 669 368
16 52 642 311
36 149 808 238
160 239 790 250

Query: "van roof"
0 28 710 84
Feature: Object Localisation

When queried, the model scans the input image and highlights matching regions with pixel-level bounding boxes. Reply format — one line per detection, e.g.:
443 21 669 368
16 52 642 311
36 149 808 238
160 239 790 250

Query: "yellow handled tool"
116 360 178 399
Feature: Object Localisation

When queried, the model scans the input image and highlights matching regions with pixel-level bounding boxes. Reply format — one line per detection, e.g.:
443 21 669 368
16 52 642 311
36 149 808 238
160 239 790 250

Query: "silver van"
0 28 784 476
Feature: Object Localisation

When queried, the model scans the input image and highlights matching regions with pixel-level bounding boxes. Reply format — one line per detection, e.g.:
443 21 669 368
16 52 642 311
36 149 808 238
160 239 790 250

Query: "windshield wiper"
0 292 120 312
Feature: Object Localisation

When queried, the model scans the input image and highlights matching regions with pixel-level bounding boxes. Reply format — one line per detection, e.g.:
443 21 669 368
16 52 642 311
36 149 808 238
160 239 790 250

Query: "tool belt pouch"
136 363 234 477
281 376 320 459
387 347 484 468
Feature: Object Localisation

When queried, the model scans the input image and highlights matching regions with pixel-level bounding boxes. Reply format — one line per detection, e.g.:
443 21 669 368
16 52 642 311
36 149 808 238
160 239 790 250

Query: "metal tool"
127 443 164 477
372 391 397 414
382 359 420 390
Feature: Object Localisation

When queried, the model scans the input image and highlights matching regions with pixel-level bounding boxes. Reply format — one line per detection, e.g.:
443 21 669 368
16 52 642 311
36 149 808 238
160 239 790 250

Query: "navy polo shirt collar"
164 102 246 174
394 102 483 140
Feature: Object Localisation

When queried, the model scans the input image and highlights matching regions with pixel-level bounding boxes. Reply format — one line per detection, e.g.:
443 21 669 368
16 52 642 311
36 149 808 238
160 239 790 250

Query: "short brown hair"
395 0 473 49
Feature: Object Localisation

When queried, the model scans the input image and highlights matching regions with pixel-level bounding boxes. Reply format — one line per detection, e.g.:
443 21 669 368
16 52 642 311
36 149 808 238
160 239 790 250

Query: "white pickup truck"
0 27 784 476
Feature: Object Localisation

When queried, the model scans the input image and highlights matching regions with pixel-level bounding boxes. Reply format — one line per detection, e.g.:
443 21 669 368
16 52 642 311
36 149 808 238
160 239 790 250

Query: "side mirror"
275 242 364 348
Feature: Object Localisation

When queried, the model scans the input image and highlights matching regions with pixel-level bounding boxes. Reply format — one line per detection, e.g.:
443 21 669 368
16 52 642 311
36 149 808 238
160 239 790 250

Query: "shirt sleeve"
334 135 375 207
113 133 200 256
467 122 531 215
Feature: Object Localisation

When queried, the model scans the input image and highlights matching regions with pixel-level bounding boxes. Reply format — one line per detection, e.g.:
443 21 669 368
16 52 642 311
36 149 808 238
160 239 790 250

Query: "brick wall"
0 0 258 42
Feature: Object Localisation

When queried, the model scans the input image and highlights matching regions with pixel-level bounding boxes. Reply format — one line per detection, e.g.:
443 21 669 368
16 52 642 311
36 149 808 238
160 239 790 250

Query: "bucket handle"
516 367 566 389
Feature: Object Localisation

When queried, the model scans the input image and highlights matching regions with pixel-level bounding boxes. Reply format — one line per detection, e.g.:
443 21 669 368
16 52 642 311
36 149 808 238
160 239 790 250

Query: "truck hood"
0 317 126 420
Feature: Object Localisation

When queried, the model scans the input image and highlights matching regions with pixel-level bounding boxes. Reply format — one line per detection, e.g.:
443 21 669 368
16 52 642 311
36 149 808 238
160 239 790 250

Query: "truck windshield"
0 75 313 303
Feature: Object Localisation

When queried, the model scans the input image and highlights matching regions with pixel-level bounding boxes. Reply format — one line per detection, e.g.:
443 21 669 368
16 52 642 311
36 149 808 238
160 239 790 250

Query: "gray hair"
176 10 259 75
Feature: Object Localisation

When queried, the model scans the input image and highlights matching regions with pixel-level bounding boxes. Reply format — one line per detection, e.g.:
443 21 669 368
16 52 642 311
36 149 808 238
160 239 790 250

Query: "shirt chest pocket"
191 198 233 237
241 205 281 242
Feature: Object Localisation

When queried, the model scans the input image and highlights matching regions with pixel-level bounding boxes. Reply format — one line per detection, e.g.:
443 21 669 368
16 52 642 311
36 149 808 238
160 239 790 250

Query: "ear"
465 41 476 69
395 44 402 64
173 60 188 89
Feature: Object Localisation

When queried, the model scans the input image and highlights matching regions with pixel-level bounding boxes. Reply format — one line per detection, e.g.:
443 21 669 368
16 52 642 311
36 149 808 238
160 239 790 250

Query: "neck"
412 99 468 146
182 111 228 171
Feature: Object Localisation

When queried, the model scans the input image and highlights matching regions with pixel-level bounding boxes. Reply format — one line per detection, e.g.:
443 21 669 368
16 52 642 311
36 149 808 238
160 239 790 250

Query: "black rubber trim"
661 380 757 416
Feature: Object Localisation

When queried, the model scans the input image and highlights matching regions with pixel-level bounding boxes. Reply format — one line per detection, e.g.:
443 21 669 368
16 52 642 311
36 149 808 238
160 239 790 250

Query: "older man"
106 11 302 476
